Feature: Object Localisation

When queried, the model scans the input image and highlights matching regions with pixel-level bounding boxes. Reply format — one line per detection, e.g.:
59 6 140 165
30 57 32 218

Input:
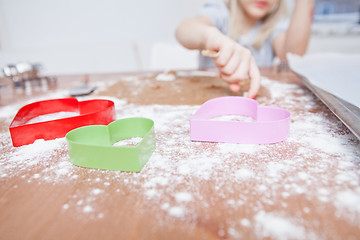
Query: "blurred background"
0 0 359 75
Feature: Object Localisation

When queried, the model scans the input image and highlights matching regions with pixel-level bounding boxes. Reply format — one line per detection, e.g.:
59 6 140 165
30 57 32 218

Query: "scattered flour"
174 192 193 203
25 111 79 124
168 206 185 218
176 70 218 77
91 188 104 195
1 77 359 239
235 168 254 180
113 137 143 147
0 90 69 120
211 114 254 122
335 190 360 219
155 72 176 82
145 189 157 198
240 218 251 228
83 205 94 213
254 211 308 240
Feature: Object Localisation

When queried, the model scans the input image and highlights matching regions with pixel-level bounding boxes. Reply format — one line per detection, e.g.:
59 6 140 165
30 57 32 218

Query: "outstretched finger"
228 82 240 93
247 57 261 99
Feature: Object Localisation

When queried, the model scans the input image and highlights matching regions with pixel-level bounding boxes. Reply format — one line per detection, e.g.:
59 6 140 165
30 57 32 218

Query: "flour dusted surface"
0 77 359 239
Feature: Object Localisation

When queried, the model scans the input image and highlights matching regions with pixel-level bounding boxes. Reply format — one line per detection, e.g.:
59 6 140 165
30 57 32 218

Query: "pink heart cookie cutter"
190 96 290 144
9 98 116 147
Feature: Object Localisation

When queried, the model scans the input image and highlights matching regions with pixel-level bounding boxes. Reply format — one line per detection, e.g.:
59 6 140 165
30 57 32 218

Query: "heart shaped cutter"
66 117 156 172
9 98 115 147
190 96 290 144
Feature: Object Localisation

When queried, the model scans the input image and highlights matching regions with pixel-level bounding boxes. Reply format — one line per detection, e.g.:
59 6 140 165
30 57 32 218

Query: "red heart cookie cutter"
9 98 115 147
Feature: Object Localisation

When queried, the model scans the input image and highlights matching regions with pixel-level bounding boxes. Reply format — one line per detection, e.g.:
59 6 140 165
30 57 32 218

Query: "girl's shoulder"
199 0 229 16
198 0 230 34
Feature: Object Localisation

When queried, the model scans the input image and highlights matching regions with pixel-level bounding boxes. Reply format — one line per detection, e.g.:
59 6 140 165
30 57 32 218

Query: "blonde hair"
224 0 287 49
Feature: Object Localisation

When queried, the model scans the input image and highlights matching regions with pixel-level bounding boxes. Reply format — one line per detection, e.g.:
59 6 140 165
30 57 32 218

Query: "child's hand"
205 27 261 98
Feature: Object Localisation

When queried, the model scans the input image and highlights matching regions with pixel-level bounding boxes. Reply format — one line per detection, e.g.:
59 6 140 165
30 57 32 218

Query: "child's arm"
273 0 315 61
176 16 261 98
175 15 213 50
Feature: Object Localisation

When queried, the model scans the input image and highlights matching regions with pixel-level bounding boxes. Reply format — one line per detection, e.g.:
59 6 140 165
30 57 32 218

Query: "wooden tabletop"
1 67 359 240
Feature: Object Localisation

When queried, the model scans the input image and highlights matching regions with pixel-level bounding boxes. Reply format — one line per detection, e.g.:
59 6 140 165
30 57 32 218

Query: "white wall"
2 0 359 75
0 0 207 74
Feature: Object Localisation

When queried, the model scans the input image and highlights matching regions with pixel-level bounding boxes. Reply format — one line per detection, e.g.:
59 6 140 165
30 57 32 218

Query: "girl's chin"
247 9 269 19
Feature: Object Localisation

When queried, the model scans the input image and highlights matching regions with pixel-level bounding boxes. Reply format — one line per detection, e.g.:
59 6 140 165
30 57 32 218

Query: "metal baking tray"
294 72 360 140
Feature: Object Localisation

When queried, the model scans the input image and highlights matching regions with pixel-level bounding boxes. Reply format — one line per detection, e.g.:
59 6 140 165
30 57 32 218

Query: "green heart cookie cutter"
65 117 155 172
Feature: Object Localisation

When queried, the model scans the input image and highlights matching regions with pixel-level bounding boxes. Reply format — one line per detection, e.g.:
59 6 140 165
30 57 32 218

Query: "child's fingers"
247 57 261 98
232 49 251 81
219 51 241 76
228 83 240 93
214 44 234 68
201 50 219 58
219 55 251 85
219 72 239 84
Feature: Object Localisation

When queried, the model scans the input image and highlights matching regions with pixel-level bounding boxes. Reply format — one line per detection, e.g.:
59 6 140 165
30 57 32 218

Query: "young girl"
175 0 314 98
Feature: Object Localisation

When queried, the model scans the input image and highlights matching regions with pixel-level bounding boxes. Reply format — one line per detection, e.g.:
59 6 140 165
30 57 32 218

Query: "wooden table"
1 68 359 240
